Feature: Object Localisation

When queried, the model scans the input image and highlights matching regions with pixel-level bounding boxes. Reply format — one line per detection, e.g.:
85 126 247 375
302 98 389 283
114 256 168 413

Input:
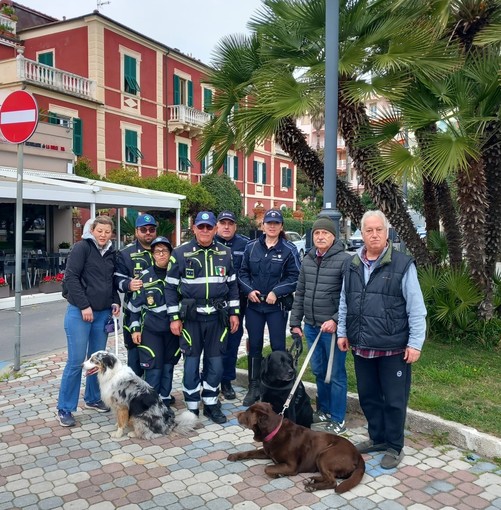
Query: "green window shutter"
125 130 141 164
73 118 83 156
203 88 212 112
253 161 258 183
263 163 267 184
187 80 193 107
38 52 53 67
124 55 140 94
201 158 206 174
281 168 286 187
179 143 192 172
233 156 238 180
223 156 228 175
48 112 58 125
173 75 181 105
287 168 292 188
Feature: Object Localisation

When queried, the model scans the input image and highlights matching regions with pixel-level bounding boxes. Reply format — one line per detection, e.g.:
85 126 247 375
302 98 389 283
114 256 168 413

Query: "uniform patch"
146 293 155 306
215 266 227 276
186 268 195 278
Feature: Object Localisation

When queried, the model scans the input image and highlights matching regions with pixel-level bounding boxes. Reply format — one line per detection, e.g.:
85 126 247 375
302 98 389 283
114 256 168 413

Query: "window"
368 103 378 118
253 161 266 184
124 55 140 95
174 75 193 106
178 142 192 172
281 167 292 188
37 51 54 67
223 155 239 180
203 88 213 113
73 118 83 156
201 152 213 174
125 130 143 165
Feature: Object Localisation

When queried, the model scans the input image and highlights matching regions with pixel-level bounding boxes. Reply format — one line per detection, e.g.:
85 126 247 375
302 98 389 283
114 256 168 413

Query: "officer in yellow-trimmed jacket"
165 211 240 424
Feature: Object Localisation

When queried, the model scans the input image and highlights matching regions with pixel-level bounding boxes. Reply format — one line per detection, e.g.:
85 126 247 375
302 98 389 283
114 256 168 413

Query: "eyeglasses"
138 226 157 234
153 250 169 255
197 224 214 231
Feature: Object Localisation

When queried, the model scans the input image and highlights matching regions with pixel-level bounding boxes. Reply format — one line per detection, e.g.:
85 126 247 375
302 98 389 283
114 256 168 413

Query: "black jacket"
63 238 119 312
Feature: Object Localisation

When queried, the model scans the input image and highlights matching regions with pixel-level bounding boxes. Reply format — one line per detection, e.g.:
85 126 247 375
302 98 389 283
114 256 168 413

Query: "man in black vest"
337 210 426 470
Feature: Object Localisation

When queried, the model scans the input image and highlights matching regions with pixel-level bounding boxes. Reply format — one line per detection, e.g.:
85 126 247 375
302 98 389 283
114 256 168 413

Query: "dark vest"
345 247 414 350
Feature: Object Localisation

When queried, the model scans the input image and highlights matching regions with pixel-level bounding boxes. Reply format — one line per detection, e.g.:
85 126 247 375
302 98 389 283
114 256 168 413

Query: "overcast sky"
21 0 264 64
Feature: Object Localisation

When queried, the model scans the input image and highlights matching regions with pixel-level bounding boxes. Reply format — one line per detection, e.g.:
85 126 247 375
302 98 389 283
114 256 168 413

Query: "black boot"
221 380 236 400
243 356 262 407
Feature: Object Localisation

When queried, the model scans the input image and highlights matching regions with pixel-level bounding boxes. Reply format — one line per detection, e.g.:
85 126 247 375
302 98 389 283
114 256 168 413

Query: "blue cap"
263 209 283 223
217 210 237 223
135 214 157 228
194 211 217 227
150 236 173 252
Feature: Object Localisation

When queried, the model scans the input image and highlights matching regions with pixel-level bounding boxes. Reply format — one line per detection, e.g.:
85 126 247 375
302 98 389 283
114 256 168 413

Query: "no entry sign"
0 90 39 144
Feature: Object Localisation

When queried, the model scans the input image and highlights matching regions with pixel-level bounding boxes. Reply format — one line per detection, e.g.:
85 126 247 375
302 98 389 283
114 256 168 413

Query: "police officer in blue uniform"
115 214 157 377
214 210 250 400
128 237 179 407
165 211 240 424
238 209 301 406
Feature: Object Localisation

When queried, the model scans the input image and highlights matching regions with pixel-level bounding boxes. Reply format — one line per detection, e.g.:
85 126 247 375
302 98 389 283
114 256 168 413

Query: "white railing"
17 55 96 100
168 104 212 129
0 13 16 34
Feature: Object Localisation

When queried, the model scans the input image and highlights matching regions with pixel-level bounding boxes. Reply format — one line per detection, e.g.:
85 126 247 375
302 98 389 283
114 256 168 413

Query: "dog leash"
324 333 336 384
280 330 322 416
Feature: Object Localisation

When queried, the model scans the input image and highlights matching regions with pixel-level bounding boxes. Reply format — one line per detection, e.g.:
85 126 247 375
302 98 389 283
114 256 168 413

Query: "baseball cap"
135 214 157 228
194 211 217 227
263 209 284 224
150 236 173 253
217 211 237 223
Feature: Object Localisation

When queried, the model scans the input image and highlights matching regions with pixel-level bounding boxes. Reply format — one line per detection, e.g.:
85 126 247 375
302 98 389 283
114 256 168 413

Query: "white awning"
0 167 185 210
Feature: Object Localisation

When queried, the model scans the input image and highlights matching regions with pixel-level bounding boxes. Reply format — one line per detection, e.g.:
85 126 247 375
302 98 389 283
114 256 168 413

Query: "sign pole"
14 143 23 371
0 90 39 372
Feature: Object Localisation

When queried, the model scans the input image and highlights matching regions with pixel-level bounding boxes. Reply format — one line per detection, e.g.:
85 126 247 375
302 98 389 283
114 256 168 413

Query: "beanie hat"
312 216 336 236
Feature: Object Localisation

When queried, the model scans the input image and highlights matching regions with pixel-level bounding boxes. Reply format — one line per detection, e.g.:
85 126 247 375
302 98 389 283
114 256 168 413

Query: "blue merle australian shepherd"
83 351 197 439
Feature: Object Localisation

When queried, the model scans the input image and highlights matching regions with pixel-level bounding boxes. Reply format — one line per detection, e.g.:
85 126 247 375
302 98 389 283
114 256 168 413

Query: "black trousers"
353 352 411 453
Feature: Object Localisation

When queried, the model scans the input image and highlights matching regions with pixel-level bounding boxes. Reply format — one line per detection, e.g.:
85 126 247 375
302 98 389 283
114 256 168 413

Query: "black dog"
260 350 313 428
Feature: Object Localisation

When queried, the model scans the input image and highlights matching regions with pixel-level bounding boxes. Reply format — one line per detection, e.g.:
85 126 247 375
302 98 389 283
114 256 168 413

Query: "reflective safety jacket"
127 265 169 333
114 240 154 294
165 238 240 319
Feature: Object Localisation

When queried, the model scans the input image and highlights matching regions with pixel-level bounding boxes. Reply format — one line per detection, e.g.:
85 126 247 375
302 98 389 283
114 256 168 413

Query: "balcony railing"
0 13 16 35
167 104 212 135
17 55 96 101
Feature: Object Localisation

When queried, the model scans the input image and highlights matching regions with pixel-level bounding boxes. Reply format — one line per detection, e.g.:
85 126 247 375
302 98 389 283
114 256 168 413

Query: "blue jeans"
57 304 109 413
304 323 347 423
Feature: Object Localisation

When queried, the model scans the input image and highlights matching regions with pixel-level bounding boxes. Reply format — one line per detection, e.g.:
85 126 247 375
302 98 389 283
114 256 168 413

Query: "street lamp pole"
319 0 342 234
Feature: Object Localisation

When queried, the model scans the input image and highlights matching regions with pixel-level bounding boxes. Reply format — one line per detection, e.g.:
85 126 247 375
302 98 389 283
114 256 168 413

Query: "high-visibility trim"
137 344 155 357
167 305 180 314
180 276 228 285
183 383 202 396
219 327 228 343
182 329 192 345
166 277 180 285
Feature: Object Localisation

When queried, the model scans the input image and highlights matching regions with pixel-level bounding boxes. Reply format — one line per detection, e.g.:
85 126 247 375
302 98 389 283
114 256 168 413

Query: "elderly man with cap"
165 211 240 424
115 213 157 376
128 236 179 407
214 211 250 400
290 216 351 434
238 209 301 406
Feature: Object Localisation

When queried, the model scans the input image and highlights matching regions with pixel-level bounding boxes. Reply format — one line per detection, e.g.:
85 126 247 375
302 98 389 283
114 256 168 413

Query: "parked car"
417 226 426 239
285 231 306 261
347 229 364 251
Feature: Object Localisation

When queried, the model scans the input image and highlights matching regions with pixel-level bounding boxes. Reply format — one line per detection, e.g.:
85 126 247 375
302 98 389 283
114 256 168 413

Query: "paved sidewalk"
0 337 500 510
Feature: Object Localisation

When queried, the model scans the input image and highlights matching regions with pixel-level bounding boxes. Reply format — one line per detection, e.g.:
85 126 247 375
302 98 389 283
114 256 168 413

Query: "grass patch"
237 337 501 438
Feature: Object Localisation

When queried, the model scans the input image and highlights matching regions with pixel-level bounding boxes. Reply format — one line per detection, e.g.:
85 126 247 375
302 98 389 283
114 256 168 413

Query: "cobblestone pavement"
1 337 500 510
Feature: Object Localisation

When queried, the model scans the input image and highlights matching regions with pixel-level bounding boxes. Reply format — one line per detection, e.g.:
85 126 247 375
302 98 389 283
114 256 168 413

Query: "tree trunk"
337 88 433 266
422 177 440 233
275 117 366 225
434 181 463 268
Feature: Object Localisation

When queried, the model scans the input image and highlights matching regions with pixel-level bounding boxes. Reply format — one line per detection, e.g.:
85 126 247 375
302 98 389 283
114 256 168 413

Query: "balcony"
0 54 97 101
0 12 16 37
167 104 212 137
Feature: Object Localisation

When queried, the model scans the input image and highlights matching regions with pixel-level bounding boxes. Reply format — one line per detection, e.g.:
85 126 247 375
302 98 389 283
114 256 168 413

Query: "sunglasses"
153 249 169 255
197 224 214 231
138 226 157 233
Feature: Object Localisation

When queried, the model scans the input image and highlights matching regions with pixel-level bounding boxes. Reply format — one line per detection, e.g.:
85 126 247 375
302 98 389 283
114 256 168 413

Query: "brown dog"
227 402 365 493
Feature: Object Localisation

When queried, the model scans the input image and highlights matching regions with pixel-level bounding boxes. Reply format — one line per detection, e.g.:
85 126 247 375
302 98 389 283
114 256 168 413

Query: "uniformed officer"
215 210 250 400
128 237 179 407
238 209 301 406
165 211 240 424
114 214 156 376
